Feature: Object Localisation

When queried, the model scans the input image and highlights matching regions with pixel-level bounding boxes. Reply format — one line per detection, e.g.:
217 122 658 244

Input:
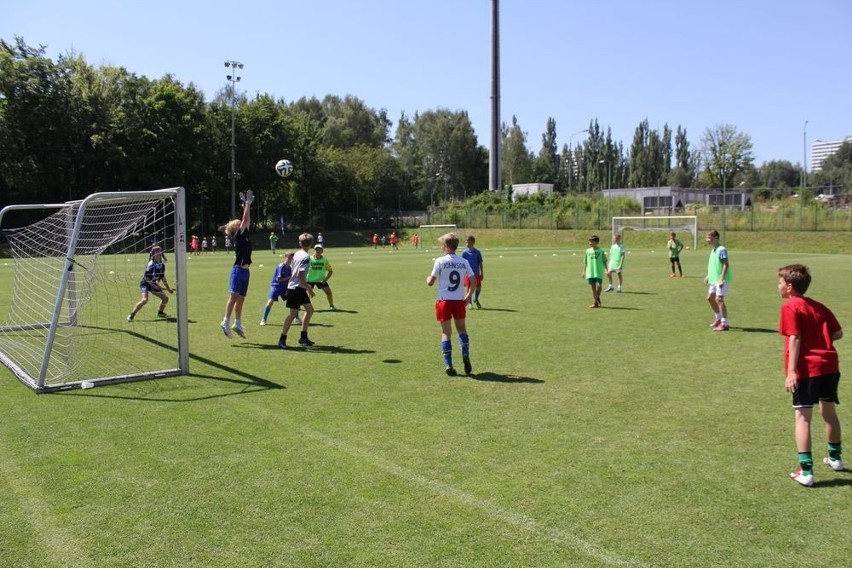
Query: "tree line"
2 37 849 234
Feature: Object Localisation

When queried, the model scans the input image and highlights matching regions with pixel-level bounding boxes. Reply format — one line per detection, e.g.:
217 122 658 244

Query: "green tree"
532 117 558 186
699 124 755 188
501 115 533 188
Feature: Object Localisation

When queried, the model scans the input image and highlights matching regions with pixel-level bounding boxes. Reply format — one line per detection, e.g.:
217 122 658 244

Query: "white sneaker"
604 285 614 292
616 287 622 293
293 317 302 325
259 319 267 326
231 324 246 338
824 456 844 471
220 321 232 338
790 469 814 486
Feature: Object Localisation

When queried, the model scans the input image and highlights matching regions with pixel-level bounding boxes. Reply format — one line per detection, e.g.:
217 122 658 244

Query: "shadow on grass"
467 371 544 384
733 326 776 333
474 307 518 313
234 343 376 355
599 305 641 311
317 308 359 314
814 477 852 488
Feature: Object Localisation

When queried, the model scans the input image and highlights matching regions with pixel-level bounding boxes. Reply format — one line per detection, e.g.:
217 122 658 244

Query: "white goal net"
0 189 189 392
418 224 458 251
612 216 698 250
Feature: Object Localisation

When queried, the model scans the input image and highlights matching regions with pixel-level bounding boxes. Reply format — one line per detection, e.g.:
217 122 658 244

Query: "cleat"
220 321 232 338
293 317 303 325
126 314 134 322
670 273 676 278
259 319 266 326
463 357 472 375
298 337 314 346
157 311 168 318
712 323 729 332
474 299 481 309
445 367 457 377
824 456 844 471
588 304 599 308
680 274 685 278
710 318 721 328
616 287 622 293
790 469 814 486
329 305 336 311
604 285 614 292
278 336 287 349
231 324 246 338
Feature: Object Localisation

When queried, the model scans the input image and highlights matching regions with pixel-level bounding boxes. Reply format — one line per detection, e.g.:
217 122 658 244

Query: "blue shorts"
268 285 287 302
229 266 250 296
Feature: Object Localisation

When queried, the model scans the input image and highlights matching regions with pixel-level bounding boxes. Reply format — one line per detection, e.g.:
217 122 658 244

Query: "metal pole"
488 0 501 192
225 60 243 219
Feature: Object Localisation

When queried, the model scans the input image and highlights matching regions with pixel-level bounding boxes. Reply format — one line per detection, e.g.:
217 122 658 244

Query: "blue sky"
4 0 851 167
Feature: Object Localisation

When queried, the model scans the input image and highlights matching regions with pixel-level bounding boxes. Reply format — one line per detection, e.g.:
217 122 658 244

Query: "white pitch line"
304 428 650 568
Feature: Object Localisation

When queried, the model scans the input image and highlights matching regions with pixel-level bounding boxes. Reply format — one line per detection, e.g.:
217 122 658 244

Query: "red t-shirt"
778 295 842 378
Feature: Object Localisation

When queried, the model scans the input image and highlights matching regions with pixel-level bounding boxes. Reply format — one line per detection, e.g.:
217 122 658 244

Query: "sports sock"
262 306 271 320
828 442 842 460
441 339 452 368
234 319 242 329
300 330 308 339
798 452 814 474
222 317 230 326
474 290 481 301
459 333 470 358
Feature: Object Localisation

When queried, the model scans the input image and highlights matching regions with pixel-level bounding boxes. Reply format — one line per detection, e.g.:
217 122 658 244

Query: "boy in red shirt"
778 264 844 486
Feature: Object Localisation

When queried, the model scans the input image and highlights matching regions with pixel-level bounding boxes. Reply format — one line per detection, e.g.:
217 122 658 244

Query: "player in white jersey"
426 232 476 376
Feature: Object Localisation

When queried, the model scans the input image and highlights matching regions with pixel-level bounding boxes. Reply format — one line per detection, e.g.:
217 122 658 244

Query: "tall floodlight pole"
225 60 244 219
568 129 589 193
489 0 502 192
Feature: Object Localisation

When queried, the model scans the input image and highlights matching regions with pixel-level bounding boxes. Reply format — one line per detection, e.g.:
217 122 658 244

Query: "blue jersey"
462 247 483 275
140 259 166 291
271 262 291 288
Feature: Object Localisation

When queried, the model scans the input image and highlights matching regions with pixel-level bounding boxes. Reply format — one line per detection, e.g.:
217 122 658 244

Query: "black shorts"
285 286 311 309
669 256 680 262
308 281 330 289
792 372 841 408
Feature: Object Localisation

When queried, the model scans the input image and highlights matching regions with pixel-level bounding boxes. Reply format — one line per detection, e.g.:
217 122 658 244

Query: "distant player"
605 233 625 293
306 244 335 310
462 235 484 308
582 235 607 308
220 190 254 339
260 251 293 326
704 230 731 331
667 232 684 277
127 245 173 321
426 232 475 376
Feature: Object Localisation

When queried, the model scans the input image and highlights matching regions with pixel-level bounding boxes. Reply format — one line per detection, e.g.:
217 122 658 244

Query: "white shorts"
707 283 729 298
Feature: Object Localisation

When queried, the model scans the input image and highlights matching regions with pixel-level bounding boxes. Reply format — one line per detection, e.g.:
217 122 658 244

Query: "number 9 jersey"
430 253 475 301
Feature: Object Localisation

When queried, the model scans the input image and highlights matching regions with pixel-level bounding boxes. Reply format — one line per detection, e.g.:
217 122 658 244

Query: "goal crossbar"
612 216 698 250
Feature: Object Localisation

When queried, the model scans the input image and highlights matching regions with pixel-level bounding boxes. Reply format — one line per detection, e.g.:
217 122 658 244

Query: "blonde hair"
223 219 241 237
438 232 460 252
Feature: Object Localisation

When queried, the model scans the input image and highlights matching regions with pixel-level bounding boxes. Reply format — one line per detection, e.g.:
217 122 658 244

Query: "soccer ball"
275 158 294 178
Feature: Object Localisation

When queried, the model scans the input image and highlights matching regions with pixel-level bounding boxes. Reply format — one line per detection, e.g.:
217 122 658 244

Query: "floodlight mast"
224 60 244 219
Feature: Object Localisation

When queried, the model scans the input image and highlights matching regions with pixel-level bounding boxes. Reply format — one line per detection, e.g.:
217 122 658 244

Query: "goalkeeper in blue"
220 190 254 339
426 232 475 376
260 251 294 326
127 245 173 321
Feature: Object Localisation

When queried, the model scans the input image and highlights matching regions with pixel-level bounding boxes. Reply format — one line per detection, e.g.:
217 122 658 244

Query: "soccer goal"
0 188 189 392
418 224 458 250
612 216 698 250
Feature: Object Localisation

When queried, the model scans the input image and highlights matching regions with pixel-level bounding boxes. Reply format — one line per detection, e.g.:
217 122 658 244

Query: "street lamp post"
802 120 808 196
719 141 727 242
224 60 244 219
568 129 589 193
599 158 611 224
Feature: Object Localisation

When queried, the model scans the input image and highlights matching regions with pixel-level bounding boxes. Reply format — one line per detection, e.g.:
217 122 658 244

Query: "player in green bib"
704 230 732 331
306 244 335 310
582 235 607 308
605 233 625 293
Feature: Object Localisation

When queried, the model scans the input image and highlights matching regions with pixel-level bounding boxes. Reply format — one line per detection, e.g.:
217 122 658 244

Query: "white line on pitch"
304 428 650 568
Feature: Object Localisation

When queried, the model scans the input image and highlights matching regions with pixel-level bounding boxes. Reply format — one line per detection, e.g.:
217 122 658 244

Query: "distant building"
811 137 852 172
603 187 753 215
511 183 553 201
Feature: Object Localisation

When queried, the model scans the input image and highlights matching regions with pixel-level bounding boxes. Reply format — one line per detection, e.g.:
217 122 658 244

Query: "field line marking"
304 428 650 568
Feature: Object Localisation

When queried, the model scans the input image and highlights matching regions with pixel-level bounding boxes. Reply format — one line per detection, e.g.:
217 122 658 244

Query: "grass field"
1 231 851 567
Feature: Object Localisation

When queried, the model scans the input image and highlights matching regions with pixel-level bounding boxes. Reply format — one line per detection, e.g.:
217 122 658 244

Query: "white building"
811 137 852 172
510 183 554 201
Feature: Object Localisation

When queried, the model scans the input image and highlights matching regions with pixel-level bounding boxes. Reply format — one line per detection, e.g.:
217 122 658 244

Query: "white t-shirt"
430 253 474 301
288 249 311 290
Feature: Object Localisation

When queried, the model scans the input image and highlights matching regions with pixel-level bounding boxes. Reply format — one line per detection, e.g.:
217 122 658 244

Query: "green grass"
1 234 851 567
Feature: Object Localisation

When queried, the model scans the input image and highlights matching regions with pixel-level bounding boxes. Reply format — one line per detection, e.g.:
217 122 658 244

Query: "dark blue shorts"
268 285 287 302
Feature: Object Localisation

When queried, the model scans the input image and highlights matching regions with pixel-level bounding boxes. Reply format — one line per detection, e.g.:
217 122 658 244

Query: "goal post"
0 188 189 392
418 224 458 249
612 216 698 250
